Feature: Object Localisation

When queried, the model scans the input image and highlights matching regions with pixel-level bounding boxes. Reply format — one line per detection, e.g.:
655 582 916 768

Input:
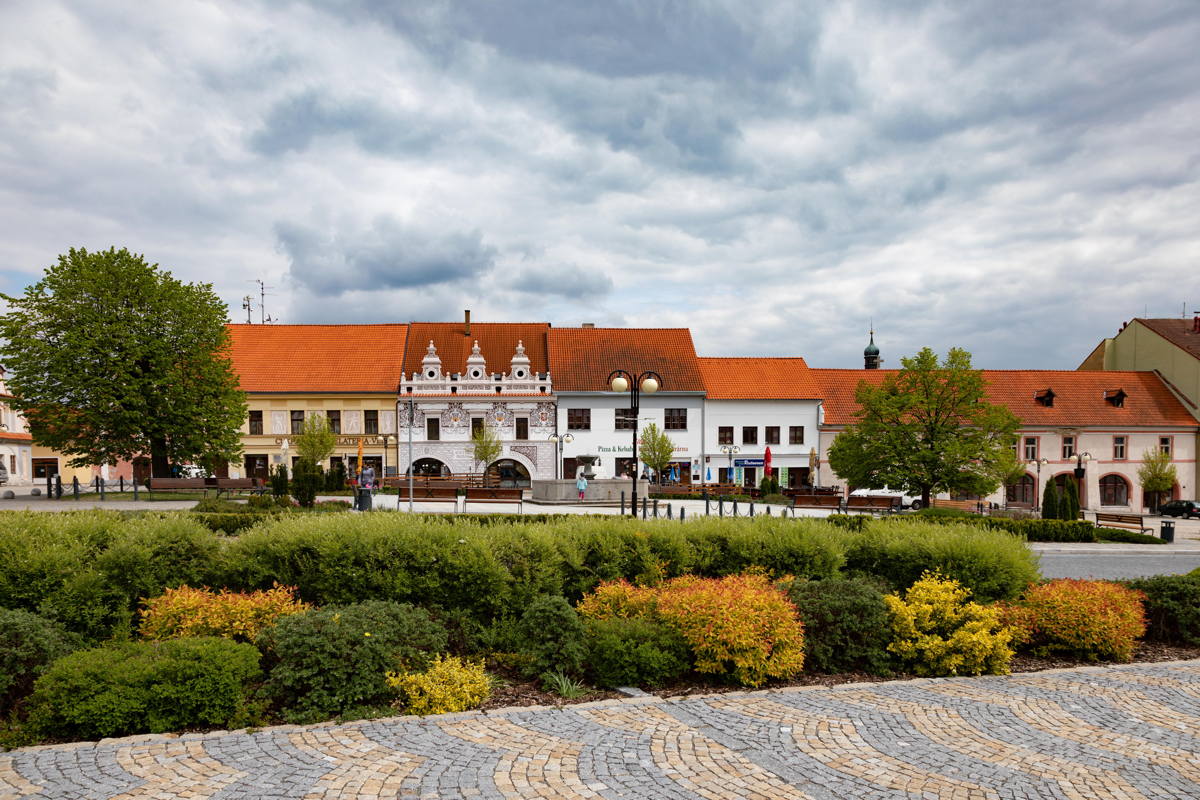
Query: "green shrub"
311 500 352 512
761 493 791 506
139 584 308 642
825 514 867 532
911 514 1097 543
786 577 893 675
915 507 975 518
583 616 691 688
843 520 1039 602
192 497 247 513
270 464 289 497
1096 528 1165 544
190 512 277 534
1041 481 1060 520
386 655 491 715
0 609 80 714
885 571 1014 677
290 460 322 508
25 637 260 741
248 494 293 510
1002 579 1145 662
256 601 447 722
511 595 586 679
1123 574 1200 645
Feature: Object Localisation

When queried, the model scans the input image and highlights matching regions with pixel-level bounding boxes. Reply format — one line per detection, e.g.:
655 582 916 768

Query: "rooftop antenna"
250 279 276 324
241 295 253 324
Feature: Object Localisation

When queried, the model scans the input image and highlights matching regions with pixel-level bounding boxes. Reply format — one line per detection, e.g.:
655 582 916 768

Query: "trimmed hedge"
786 577 893 675
908 514 1098 543
1123 574 1200 645
0 609 80 714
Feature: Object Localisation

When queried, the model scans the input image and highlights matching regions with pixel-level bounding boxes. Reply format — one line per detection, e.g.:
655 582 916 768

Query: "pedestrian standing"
361 464 376 489
576 473 588 501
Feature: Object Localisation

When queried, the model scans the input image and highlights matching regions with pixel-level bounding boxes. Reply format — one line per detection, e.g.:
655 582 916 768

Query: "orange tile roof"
402 323 550 379
227 324 409 392
698 358 819 399
814 369 1198 428
1136 318 1200 361
0 431 33 443
548 328 705 392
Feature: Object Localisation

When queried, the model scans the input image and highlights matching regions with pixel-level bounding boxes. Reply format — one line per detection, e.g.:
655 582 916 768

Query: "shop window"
1113 436 1126 460
789 426 804 444
1099 474 1129 506
718 426 733 444
615 408 636 430
327 410 341 434
765 426 780 444
665 408 687 430
742 426 757 445
248 410 263 435
364 410 379 435
290 410 304 435
568 408 590 431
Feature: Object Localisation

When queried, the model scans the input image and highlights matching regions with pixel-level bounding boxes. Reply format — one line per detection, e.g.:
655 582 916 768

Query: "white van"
850 487 922 510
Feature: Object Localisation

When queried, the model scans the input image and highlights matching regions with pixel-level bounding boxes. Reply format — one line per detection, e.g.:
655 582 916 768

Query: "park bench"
932 498 985 513
846 495 901 513
464 486 523 513
1094 512 1151 534
394 485 461 510
146 478 210 495
213 477 265 497
791 494 843 510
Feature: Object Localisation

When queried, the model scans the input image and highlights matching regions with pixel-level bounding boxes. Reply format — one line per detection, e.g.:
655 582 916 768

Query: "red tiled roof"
548 328 705 392
402 323 550 379
814 369 1198 428
698 358 819 399
0 431 33 443
227 324 408 392
1135 318 1200 361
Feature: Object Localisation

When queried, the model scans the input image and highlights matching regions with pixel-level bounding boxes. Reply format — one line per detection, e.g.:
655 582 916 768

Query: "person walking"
576 473 588 501
360 463 376 490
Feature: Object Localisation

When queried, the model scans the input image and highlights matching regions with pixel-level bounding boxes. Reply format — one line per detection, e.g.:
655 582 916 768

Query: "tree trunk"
150 437 171 478
922 487 932 509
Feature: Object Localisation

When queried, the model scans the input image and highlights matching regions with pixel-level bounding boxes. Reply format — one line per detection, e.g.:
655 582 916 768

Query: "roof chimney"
1193 315 1199 333
464 309 471 337
581 322 595 328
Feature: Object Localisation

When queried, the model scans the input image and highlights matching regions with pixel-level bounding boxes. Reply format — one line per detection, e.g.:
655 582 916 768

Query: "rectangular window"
615 408 636 430
290 410 304 435
789 426 804 445
327 410 341 434
1023 436 1038 461
471 417 484 436
1062 436 1074 459
567 409 590 430
1160 436 1172 456
248 410 263 435
742 426 757 445
1113 436 1126 460
516 418 528 440
9 455 14 473
718 426 733 445
426 418 440 441
664 408 687 431
765 426 780 445
364 410 379 435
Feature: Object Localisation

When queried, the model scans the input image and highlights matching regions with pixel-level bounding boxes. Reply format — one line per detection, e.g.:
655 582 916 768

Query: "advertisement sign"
733 458 764 467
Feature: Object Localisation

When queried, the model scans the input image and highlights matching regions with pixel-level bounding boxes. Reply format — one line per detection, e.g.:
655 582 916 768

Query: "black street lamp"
382 434 390 484
548 433 574 480
720 444 740 485
1029 457 1049 511
1070 452 1093 511
607 369 662 517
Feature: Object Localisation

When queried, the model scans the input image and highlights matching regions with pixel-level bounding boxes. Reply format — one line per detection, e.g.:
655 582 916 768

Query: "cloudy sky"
2 1 1197 369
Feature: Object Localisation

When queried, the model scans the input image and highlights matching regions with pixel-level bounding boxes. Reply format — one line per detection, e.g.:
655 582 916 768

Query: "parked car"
1159 499 1200 519
850 487 923 510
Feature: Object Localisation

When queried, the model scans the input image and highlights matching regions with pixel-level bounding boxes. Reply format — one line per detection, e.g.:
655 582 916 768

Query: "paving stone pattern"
4 662 1200 799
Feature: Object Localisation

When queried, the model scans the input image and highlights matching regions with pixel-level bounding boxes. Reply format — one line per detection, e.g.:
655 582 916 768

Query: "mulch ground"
481 643 1200 709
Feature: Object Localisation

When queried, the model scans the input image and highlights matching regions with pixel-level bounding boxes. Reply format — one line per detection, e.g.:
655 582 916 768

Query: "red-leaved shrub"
139 584 308 643
1001 579 1146 662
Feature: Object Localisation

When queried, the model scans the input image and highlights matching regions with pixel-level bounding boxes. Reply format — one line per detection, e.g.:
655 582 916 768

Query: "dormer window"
1104 389 1127 408
1034 388 1055 407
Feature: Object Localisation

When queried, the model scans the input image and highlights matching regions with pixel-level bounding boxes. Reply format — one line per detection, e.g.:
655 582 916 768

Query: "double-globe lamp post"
720 444 739 485
548 433 574 480
608 369 662 518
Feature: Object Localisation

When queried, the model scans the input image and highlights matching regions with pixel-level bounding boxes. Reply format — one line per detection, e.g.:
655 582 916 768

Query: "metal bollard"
718 498 724 517
642 496 648 519
680 507 686 522
732 499 738 517
620 491 625 516
120 476 125 493
749 501 754 517
132 478 139 501
46 474 52 500
99 476 105 501
704 491 710 516
55 474 63 499
73 476 80 499
653 499 658 518
765 505 771 516
667 503 673 520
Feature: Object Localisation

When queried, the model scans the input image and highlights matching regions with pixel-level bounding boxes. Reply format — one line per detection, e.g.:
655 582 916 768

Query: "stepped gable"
226 324 409 392
548 327 705 392
401 322 550 379
698 357 819 399
813 368 1198 428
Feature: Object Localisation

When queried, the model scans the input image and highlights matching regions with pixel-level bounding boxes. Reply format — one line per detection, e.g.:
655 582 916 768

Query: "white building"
0 369 34 486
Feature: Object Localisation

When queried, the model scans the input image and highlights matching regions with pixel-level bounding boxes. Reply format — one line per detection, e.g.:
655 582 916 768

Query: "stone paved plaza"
4 661 1200 799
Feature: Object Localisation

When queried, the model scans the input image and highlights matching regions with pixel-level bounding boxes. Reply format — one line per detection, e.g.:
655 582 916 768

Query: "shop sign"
734 458 764 467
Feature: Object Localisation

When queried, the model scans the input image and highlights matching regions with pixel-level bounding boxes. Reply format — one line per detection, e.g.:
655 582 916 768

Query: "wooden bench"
395 485 461 510
846 495 901 513
791 494 844 510
147 478 210 495
464 486 523 512
213 478 265 497
933 499 984 513
1095 512 1151 533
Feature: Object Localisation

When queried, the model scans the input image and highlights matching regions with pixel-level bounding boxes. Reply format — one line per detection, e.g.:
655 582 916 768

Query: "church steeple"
864 329 880 370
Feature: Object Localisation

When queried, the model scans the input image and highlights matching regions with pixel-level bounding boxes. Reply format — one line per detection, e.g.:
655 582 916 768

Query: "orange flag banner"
357 438 364 474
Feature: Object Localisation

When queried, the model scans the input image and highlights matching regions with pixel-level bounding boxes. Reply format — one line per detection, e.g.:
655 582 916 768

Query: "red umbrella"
764 446 772 481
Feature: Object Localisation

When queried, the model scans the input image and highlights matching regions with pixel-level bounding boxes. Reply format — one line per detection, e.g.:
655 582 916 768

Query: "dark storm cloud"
250 90 439 157
511 263 613 300
276 217 496 296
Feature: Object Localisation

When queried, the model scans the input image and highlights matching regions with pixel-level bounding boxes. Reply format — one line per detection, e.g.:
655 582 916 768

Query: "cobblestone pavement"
4 661 1200 799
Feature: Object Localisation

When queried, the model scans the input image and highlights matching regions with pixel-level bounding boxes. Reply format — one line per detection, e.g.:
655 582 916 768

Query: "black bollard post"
732 499 738 517
46 474 52 500
765 505 771 516
132 477 139 501
718 498 724 517
55 474 63 499
749 501 754 517
680 507 686 522
99 475 105 501
642 496 648 519
653 499 658 518
73 476 79 499
120 476 124 493
620 491 625 516
704 490 710 516
667 503 673 520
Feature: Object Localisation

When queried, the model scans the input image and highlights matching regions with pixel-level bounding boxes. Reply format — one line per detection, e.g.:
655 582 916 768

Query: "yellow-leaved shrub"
885 570 1014 677
386 655 491 716
139 584 308 643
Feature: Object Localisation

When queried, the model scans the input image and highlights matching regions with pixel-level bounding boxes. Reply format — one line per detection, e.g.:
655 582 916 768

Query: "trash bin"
356 486 373 512
1160 518 1175 543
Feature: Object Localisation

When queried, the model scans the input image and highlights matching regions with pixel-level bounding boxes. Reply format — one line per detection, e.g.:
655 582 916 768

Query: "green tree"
0 248 245 478
471 423 502 483
1137 448 1178 512
294 413 336 465
290 459 322 508
827 347 1021 508
1061 476 1080 520
1041 480 1060 519
637 422 676 479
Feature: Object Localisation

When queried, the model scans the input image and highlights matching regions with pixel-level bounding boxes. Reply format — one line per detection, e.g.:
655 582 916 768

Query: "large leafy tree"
638 422 676 479
0 247 246 478
827 347 1020 507
470 423 502 481
1137 448 1177 512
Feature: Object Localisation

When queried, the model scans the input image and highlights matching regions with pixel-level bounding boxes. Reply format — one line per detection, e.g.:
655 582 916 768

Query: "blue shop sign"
733 458 764 467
